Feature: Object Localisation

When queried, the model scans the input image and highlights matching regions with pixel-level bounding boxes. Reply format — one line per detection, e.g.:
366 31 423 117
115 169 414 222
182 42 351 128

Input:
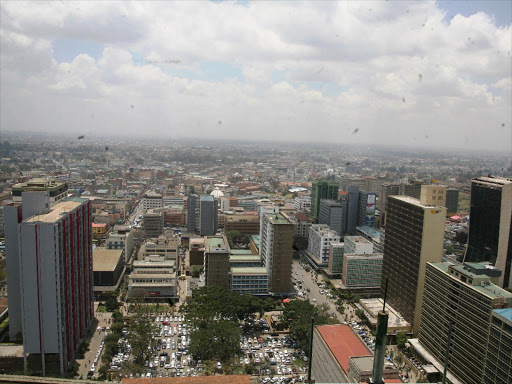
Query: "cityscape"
0 1 511 384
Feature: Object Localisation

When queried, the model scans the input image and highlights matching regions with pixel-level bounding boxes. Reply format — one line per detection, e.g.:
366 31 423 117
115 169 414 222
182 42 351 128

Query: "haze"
1 1 511 151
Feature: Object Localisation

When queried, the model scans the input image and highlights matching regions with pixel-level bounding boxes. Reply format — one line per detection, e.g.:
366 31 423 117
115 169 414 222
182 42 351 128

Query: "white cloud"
0 0 510 150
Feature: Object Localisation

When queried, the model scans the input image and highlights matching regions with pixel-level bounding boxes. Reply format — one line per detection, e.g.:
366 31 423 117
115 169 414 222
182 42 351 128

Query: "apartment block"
204 235 231 290
307 224 340 267
311 181 339 222
319 199 343 235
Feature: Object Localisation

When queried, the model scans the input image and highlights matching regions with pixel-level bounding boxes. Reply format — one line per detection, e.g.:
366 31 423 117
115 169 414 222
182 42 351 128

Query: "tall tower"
464 176 512 289
380 195 446 335
187 194 199 234
311 180 339 223
199 195 218 236
204 235 230 290
5 196 94 375
259 213 293 293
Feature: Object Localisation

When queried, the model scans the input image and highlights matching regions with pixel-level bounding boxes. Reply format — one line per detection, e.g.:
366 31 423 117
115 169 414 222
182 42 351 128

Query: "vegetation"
396 330 409 351
105 296 120 312
126 304 158 364
183 285 275 362
191 265 203 278
293 236 308 251
225 230 251 247
281 300 335 351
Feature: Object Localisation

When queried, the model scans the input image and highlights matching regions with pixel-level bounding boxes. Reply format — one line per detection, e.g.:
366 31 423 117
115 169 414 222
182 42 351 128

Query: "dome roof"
210 187 224 198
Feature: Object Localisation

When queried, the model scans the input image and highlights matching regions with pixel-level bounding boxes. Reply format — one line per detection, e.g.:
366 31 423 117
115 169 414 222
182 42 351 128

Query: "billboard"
365 193 376 226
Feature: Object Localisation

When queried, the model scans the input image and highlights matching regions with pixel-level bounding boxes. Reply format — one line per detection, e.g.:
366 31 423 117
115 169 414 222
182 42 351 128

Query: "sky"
1 1 511 151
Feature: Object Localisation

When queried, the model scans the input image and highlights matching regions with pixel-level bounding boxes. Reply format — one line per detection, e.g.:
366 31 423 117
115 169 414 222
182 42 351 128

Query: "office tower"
142 192 163 210
341 177 366 191
5 195 93 375
357 191 377 227
342 253 383 289
187 194 199 233
220 197 230 212
307 224 340 267
259 213 293 293
400 181 423 199
346 185 359 235
339 191 349 234
319 199 343 235
380 195 446 335
445 187 459 215
345 236 374 254
311 180 339 222
415 262 512 384
419 184 447 207
199 195 218 236
464 176 512 289
328 243 344 274
204 235 230 290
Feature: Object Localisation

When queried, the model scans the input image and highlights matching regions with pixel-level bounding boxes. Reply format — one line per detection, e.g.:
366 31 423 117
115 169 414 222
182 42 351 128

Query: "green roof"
251 235 260 245
229 255 261 261
206 236 229 252
265 212 291 225
231 267 268 275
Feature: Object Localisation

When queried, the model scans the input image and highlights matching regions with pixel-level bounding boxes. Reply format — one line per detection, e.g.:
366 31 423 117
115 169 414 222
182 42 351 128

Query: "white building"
293 196 312 211
230 267 269 295
162 195 185 208
106 225 134 262
308 224 340 266
128 255 178 299
4 194 94 375
220 197 230 212
142 192 163 210
344 236 374 255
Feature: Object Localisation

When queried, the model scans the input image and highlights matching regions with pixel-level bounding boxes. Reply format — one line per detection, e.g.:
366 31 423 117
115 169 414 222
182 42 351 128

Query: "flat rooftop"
473 176 512 187
389 195 442 209
205 236 229 253
93 249 123 272
265 212 290 225
231 267 268 275
356 225 381 238
493 308 512 324
316 324 371 374
359 298 412 330
25 199 86 223
230 249 255 255
346 236 372 244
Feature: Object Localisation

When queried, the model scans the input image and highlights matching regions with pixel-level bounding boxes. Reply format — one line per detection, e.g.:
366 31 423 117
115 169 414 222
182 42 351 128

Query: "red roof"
316 324 371 373
92 223 107 227
294 212 311 222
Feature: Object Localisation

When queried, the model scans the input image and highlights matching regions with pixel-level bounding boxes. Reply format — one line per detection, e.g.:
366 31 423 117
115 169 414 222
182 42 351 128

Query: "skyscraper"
464 176 512 289
259 213 293 293
380 195 446 335
187 194 199 233
4 194 94 375
199 195 218 236
414 262 512 384
204 235 230 290
346 185 360 235
319 199 343 235
357 191 377 227
311 180 339 222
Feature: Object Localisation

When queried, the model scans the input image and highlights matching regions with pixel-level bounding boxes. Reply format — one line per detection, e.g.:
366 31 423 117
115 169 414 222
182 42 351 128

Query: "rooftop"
265 212 291 225
294 212 311 222
346 236 372 244
493 308 512 324
25 199 86 223
356 225 381 238
316 324 371 374
472 176 512 187
230 249 255 255
93 249 123 272
231 267 268 275
390 195 445 210
205 236 229 253
359 298 412 329
200 195 214 202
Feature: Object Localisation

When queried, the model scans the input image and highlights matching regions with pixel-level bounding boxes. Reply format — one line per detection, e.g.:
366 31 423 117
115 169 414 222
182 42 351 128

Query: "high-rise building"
106 225 134 262
400 181 423 199
259 213 293 293
342 253 383 289
11 178 68 205
346 185 360 235
199 195 218 236
4 194 94 375
143 209 164 238
319 199 343 235
307 224 340 267
187 194 199 233
142 192 163 210
380 195 446 334
204 235 230 290
378 183 400 212
412 261 512 384
345 236 374 255
445 187 459 215
357 191 377 227
311 180 339 222
464 176 512 289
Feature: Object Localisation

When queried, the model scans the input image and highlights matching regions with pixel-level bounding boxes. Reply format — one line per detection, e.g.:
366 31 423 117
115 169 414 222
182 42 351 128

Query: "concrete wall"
311 327 348 383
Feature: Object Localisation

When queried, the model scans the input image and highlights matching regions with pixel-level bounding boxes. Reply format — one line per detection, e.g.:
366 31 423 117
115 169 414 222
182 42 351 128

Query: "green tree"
105 296 119 312
396 331 409 351
126 305 158 364
281 300 331 351
293 236 308 252
394 354 403 368
189 319 241 362
355 309 365 321
191 266 203 278
98 364 108 380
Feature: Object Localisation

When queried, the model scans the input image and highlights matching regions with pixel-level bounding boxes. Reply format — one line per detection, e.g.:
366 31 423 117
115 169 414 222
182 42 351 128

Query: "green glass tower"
311 180 339 222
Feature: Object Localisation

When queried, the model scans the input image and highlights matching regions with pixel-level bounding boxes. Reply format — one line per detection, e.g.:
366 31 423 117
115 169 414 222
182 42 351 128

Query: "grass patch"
97 306 107 312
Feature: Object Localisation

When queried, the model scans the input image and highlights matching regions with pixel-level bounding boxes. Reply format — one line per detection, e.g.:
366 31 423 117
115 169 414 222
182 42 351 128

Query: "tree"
98 364 108 380
126 305 158 364
355 309 365 321
396 331 409 351
105 296 119 312
189 319 241 362
293 236 308 251
191 266 203 278
394 354 403 368
281 300 331 351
